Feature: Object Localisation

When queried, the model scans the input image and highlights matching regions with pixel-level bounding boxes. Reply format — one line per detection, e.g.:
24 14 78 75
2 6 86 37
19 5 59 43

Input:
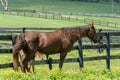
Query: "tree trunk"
0 0 8 11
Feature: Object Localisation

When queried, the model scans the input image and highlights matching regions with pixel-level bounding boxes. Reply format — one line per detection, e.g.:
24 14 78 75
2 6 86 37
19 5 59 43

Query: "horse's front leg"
59 52 67 70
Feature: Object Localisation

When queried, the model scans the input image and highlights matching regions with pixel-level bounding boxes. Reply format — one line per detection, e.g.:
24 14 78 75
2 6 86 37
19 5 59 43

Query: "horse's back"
38 30 64 53
22 30 72 54
24 31 40 39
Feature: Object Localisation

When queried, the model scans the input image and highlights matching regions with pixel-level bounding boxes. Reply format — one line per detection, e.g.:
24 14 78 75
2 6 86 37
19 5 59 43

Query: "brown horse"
13 23 99 73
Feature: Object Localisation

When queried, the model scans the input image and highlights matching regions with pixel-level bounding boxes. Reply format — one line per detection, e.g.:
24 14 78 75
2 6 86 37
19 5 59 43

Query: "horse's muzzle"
93 36 100 43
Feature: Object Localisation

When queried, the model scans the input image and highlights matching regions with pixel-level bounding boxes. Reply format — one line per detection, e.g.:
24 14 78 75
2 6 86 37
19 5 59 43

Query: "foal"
19 50 42 73
13 23 99 73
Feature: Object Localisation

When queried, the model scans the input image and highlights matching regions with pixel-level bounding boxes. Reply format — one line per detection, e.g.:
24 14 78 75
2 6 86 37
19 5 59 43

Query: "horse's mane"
58 25 89 38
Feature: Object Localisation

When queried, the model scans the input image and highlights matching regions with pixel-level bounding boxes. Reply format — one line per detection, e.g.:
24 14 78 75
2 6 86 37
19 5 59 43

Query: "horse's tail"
12 33 26 71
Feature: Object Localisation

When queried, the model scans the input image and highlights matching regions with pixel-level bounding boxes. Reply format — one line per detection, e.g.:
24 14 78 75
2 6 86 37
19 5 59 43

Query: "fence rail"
0 28 120 70
1 55 120 69
0 9 120 28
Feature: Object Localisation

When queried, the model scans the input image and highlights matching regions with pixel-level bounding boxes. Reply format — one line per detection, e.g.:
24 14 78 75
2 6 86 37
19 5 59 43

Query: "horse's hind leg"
13 45 21 71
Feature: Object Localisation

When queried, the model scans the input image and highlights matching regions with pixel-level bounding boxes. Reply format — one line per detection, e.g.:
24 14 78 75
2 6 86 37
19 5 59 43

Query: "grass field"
0 50 120 80
0 14 120 29
0 13 120 79
0 0 119 14
0 14 84 28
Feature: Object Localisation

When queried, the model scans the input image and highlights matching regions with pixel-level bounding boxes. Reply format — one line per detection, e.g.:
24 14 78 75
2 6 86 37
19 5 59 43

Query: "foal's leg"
26 58 35 73
59 52 67 70
21 49 30 73
30 52 43 73
31 58 35 73
26 51 36 73
19 50 25 71
19 50 32 73
21 56 31 73
27 61 31 73
21 57 28 73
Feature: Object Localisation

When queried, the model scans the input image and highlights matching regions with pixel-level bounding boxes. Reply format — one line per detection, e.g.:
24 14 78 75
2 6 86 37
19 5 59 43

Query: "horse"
12 34 43 73
19 50 43 73
13 23 99 73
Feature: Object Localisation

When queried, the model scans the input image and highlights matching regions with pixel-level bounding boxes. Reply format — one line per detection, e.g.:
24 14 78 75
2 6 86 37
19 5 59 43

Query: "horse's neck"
69 27 90 43
60 26 90 43
78 27 90 38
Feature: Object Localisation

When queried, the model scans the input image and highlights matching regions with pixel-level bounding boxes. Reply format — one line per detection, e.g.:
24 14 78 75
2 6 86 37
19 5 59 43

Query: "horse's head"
87 23 99 43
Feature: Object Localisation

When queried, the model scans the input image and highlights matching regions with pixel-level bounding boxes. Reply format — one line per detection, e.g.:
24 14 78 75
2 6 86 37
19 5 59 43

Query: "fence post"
68 16 70 21
22 27 26 33
16 9 19 16
31 12 33 17
107 22 109 27
61 15 62 20
115 23 116 28
11 34 17 46
39 13 41 18
84 18 86 23
53 13 54 19
78 39 84 68
48 58 53 70
45 13 47 19
99 20 101 25
105 33 110 70
97 29 103 53
24 10 26 16
76 17 78 22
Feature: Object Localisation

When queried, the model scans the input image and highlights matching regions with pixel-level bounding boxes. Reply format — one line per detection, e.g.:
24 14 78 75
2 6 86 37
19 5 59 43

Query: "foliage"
0 50 120 80
0 66 120 80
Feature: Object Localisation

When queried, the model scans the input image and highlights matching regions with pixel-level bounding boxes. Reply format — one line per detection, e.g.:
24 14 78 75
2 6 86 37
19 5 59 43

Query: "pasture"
0 14 84 28
5 0 120 14
0 0 120 79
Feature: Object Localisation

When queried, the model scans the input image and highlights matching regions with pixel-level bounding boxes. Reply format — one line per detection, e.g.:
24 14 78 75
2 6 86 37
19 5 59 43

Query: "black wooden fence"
0 28 120 70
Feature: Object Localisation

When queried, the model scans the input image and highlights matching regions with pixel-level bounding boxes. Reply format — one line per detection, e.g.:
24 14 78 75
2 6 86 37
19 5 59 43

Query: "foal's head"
87 23 99 43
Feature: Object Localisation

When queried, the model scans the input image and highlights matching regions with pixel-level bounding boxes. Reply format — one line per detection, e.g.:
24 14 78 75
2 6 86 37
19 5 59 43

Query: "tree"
0 0 8 11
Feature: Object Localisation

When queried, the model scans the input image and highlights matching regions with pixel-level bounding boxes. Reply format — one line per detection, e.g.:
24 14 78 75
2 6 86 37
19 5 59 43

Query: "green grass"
0 14 120 30
1 0 119 14
0 14 85 28
0 66 120 80
0 50 120 80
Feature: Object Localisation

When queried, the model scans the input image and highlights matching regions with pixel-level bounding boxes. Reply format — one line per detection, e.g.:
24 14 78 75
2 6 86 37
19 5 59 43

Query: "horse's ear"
89 22 94 28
